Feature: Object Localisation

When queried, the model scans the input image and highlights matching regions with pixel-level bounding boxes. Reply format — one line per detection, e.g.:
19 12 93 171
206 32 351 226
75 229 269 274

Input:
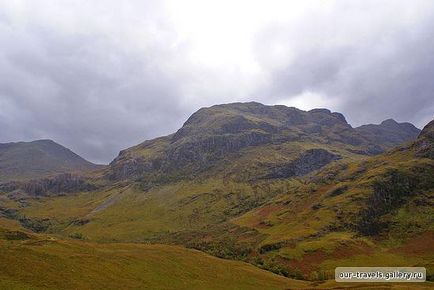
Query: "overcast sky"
0 0 433 164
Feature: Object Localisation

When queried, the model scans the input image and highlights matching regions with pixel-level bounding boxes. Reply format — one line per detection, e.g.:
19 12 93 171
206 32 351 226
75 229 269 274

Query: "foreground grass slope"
1 223 431 290
0 223 309 290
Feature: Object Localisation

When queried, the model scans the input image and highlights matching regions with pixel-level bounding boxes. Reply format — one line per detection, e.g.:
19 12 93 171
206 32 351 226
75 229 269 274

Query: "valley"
0 102 433 289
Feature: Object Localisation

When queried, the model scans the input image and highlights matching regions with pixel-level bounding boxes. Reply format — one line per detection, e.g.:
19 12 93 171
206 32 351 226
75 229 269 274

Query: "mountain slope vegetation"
0 221 309 290
0 220 430 289
0 102 431 288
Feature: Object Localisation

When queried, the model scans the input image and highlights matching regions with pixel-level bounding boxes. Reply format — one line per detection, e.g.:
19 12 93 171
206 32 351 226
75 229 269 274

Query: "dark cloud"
0 1 433 163
253 0 434 127
0 1 192 163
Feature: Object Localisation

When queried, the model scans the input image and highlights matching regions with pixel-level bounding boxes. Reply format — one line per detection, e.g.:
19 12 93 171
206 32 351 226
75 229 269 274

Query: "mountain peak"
380 118 399 126
355 118 420 149
379 118 419 132
0 139 100 182
31 139 56 143
173 102 350 142
308 108 331 114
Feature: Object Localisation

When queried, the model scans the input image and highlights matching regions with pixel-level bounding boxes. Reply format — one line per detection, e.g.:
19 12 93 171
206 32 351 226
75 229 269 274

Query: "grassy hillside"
0 103 431 288
232 145 434 279
1 222 431 289
4 138 432 281
0 223 309 290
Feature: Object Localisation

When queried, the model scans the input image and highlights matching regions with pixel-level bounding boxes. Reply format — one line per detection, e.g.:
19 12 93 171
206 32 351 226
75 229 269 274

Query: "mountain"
107 102 419 181
0 139 101 182
0 102 431 287
355 118 420 148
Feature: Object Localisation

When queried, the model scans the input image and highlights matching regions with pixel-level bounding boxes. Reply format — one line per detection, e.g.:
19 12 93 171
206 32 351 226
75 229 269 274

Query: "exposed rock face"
414 119 434 159
107 136 169 180
167 131 273 169
106 102 420 181
0 174 96 196
265 149 341 179
107 156 149 180
107 103 349 180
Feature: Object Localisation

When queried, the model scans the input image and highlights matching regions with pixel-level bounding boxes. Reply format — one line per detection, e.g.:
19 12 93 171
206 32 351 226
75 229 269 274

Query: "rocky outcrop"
168 131 273 168
414 119 434 159
0 173 97 196
107 156 153 180
265 149 341 179
107 131 274 180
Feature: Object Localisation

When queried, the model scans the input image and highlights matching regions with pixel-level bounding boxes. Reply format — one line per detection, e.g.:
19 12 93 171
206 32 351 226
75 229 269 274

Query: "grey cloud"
254 0 434 127
0 4 191 163
0 1 433 164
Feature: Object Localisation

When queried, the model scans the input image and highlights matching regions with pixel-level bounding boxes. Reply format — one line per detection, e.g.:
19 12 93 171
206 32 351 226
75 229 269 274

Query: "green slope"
0 225 309 290
1 222 432 289
0 103 431 287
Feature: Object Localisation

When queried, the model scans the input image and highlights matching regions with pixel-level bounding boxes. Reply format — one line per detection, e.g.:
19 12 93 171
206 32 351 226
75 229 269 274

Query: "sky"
0 0 433 164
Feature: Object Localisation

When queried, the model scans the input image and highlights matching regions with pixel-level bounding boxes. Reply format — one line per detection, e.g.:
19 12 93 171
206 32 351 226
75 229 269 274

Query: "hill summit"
0 139 100 182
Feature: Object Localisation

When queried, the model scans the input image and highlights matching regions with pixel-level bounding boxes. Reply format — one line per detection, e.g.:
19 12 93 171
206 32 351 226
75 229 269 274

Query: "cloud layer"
0 0 433 163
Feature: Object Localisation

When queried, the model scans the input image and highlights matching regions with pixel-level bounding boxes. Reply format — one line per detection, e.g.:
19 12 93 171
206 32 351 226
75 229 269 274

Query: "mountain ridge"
106 102 420 181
